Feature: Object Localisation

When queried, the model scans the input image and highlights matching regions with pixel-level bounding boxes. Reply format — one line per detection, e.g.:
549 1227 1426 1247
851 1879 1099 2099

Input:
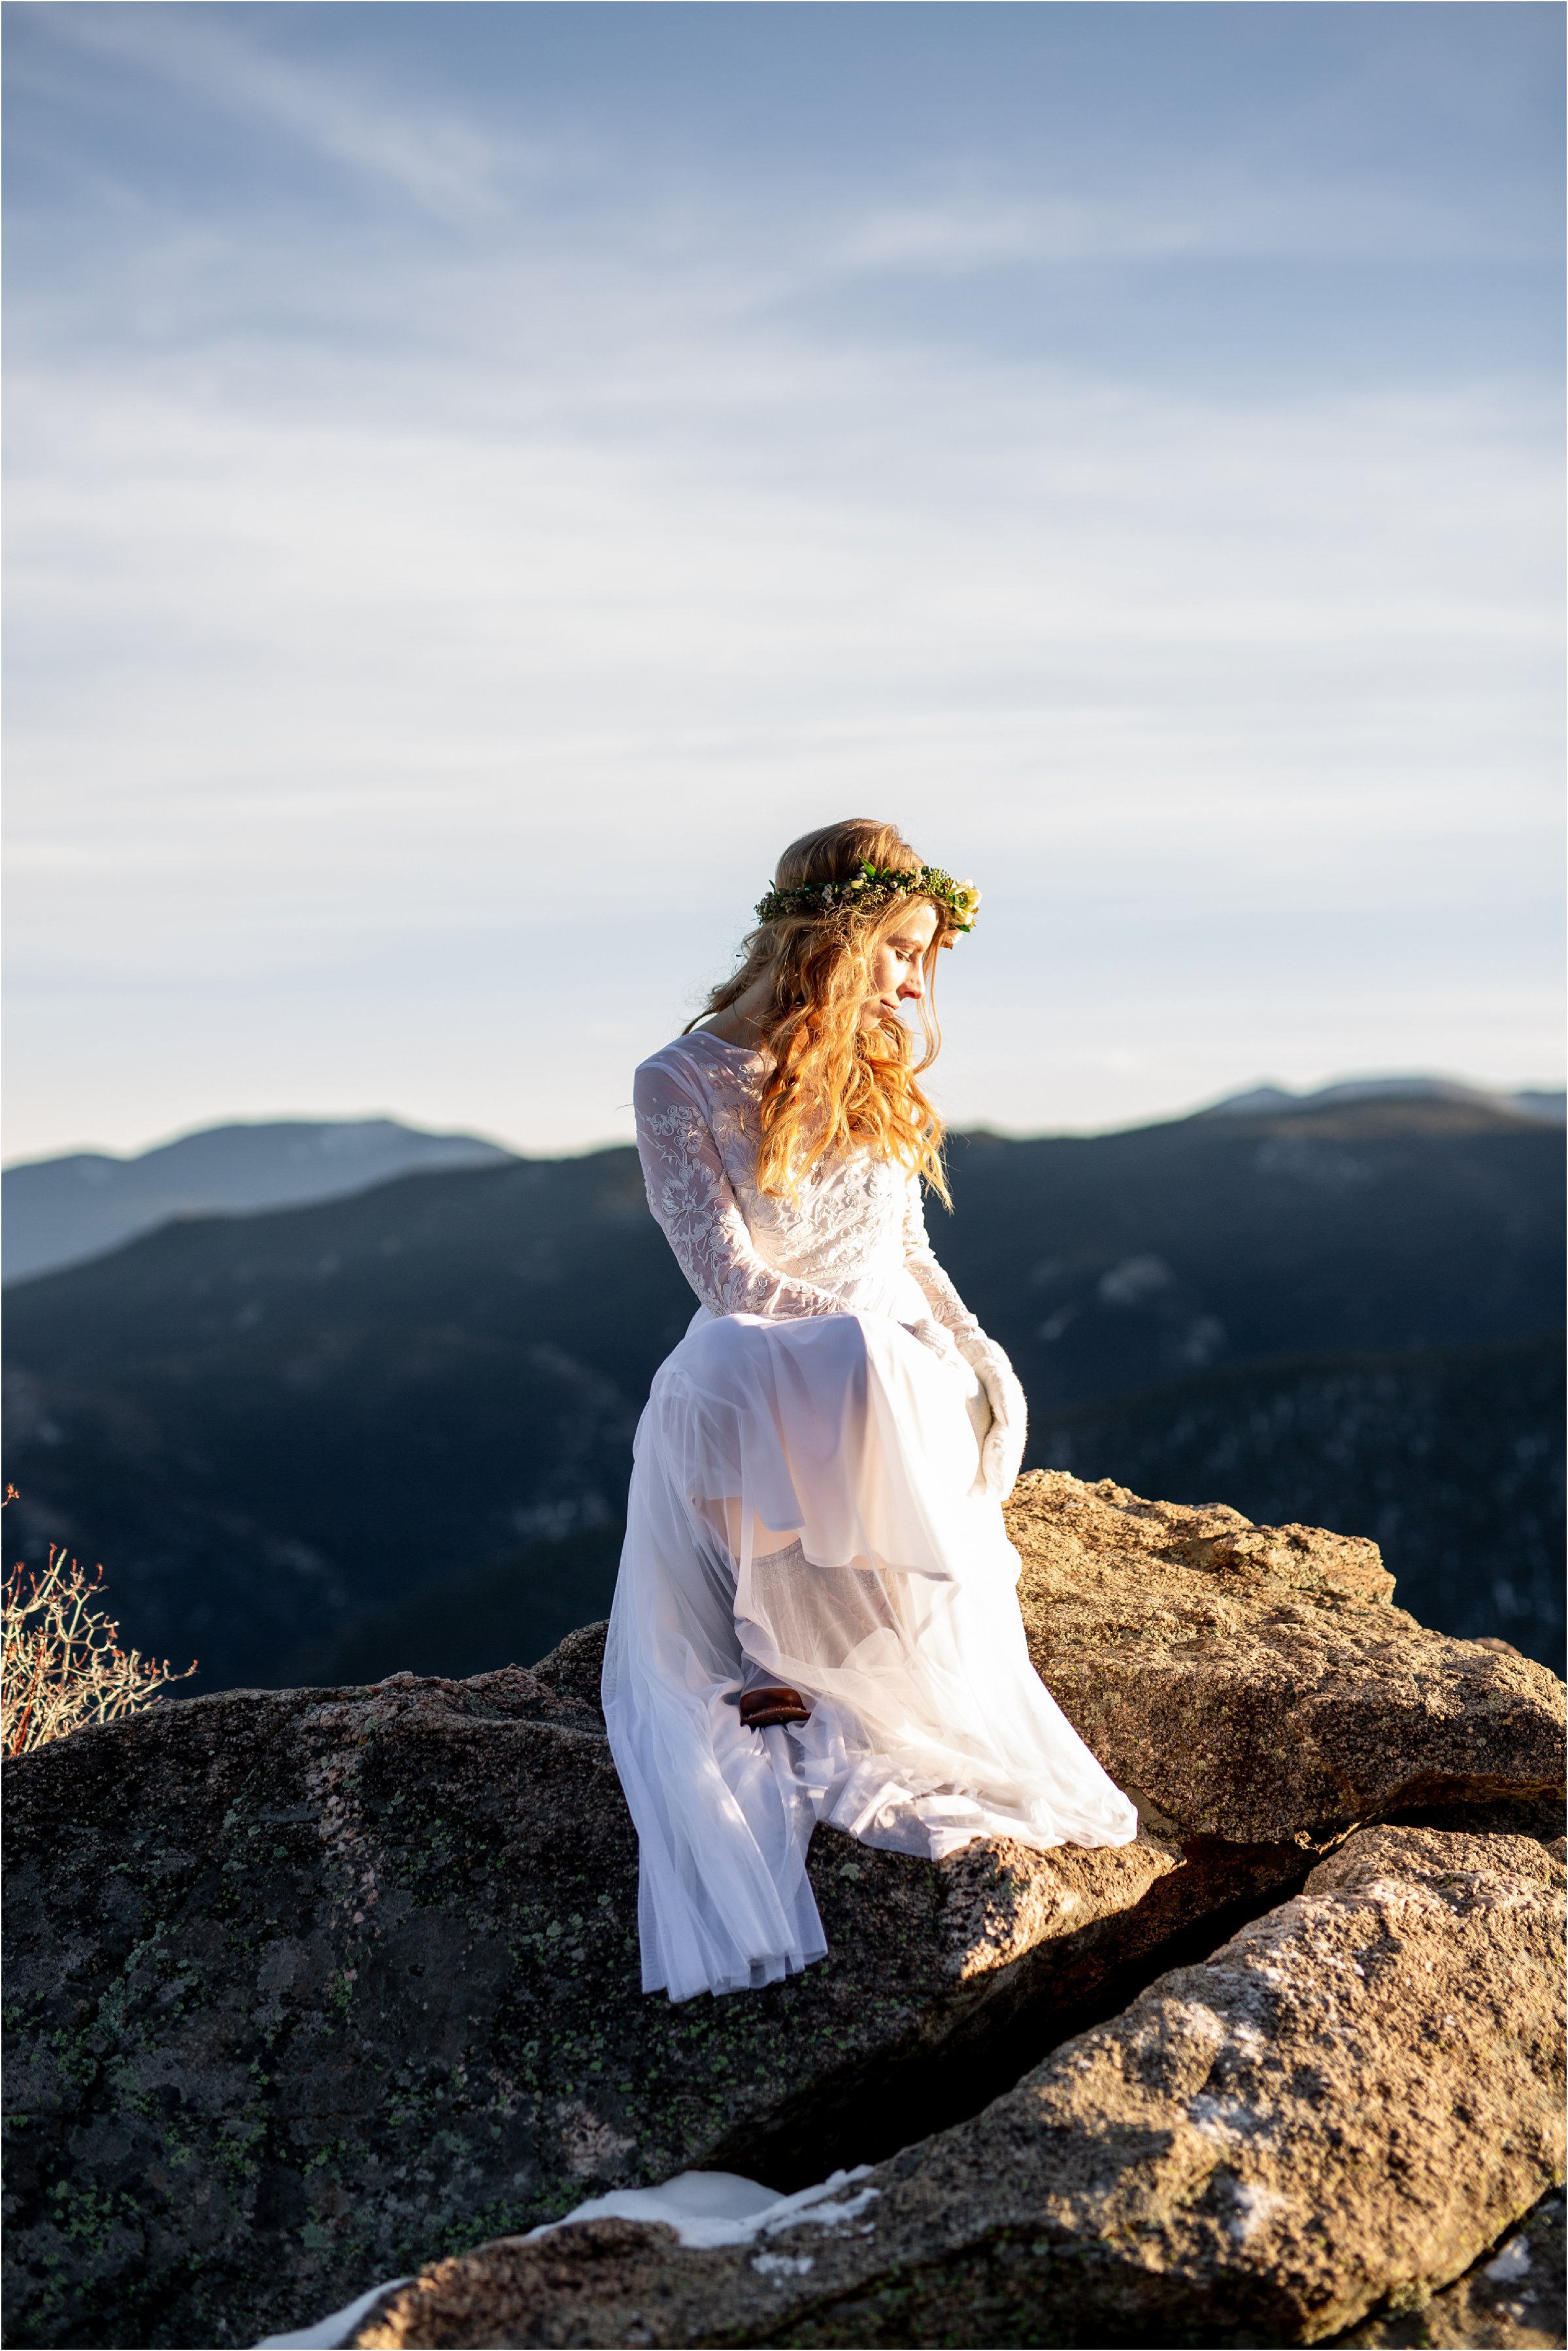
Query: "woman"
603 818 1137 2005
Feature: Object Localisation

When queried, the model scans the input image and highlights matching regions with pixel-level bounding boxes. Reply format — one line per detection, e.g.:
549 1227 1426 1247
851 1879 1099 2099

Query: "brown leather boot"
737 1684 812 1729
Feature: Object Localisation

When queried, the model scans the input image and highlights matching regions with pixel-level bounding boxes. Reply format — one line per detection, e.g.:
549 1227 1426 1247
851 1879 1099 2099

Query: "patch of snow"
251 2167 878 2347
1484 2234 1533 2284
254 2277 412 2349
517 2164 876 2252
776 2186 880 2232
752 2252 816 2277
1226 2179 1291 2244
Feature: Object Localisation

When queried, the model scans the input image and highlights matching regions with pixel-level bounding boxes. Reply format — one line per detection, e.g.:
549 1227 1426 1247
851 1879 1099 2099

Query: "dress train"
602 1307 1139 2003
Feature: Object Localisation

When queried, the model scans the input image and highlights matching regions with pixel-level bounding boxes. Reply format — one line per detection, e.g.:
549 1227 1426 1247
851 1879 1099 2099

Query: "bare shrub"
3 1493 195 1756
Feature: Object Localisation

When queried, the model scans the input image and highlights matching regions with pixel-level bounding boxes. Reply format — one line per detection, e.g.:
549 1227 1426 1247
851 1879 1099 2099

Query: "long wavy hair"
686 818 958 1203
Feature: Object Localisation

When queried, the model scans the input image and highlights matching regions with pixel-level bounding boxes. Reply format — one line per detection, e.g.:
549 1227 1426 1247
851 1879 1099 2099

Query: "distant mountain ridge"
1199 1076 1565 1124
8 1076 1558 1287
2 1118 516 1284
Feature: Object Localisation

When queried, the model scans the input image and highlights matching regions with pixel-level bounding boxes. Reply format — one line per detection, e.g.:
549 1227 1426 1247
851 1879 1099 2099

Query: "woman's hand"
954 1329 1028 1499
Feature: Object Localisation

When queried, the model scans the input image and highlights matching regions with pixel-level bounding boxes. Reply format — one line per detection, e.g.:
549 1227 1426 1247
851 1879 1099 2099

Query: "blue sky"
5 1 1562 1158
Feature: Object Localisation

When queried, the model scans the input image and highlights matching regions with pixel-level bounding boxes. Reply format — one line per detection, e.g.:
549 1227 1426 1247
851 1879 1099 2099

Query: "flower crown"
754 860 980 935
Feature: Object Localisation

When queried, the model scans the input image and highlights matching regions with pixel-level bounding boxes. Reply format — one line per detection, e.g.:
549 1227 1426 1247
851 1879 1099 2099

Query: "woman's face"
860 901 941 1029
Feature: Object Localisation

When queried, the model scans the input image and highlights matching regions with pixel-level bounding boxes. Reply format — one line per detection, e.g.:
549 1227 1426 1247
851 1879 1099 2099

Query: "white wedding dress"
602 1031 1138 2003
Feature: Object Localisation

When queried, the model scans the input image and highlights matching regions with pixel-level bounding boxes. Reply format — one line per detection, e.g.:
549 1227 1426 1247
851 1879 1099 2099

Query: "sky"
4 1 1563 1161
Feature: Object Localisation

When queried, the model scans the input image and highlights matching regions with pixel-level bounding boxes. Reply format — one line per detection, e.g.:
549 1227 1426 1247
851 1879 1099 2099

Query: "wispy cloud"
28 3 554 222
833 175 1552 274
4 4 1561 1156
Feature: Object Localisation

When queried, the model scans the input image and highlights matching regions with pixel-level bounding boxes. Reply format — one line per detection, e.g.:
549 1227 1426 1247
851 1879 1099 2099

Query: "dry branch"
3 1494 195 1756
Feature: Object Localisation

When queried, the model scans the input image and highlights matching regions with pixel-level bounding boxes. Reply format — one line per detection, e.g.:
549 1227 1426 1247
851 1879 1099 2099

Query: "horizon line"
6 1067 1565 1173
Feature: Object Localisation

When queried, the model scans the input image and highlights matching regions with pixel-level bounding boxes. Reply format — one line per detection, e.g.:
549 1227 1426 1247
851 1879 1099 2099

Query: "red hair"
688 818 958 1201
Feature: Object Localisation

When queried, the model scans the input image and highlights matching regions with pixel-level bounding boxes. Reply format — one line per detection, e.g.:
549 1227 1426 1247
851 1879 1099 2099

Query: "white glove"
954 1327 1028 1499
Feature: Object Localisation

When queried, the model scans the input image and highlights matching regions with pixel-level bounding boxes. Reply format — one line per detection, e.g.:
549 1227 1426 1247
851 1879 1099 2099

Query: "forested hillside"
5 1092 1560 1687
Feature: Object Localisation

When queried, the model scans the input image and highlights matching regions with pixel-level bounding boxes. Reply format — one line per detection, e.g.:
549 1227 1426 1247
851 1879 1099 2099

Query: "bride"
603 818 1138 2004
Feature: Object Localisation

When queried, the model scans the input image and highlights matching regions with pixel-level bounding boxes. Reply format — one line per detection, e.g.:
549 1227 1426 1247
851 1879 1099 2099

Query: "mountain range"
8 1081 1559 1290
3 1080 1561 1689
1 1117 513 1284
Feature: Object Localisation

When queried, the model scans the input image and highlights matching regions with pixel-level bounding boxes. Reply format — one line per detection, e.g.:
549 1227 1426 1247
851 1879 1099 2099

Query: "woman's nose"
899 969 924 1000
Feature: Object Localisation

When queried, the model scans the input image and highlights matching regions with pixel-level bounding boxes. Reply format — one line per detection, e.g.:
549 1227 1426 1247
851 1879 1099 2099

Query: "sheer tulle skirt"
601 1310 1139 2003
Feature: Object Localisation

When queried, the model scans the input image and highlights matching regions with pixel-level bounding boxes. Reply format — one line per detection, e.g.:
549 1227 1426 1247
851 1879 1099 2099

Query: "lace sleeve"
901 1179 984 1346
634 1058 842 1322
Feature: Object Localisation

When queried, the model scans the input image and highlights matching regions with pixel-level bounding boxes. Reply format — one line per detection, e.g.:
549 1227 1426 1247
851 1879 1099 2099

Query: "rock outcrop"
354 1827 1567 2348
1009 1473 1562 1841
3 1477 1562 2350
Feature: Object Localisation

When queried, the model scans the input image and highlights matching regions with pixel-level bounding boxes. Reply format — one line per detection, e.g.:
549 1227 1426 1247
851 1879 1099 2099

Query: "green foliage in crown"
754 861 980 935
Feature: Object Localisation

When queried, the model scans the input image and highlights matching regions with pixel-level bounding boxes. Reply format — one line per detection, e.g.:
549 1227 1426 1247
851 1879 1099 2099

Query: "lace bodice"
633 1031 982 1342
